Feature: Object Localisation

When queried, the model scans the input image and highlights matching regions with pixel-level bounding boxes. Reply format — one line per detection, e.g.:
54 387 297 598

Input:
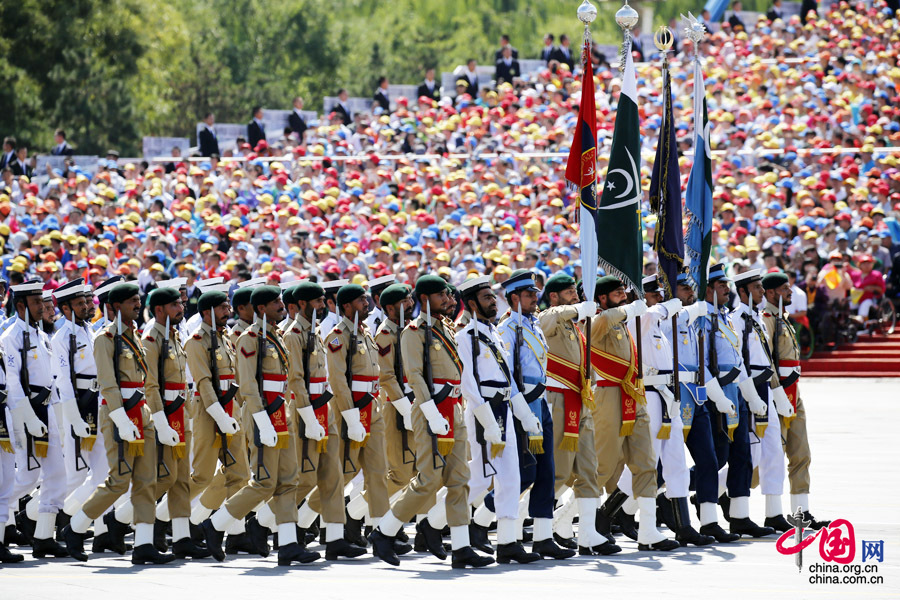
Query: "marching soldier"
498 271 575 559
2 280 67 557
322 284 384 558
318 279 348 336
761 272 829 529
364 274 396 333
589 275 679 551
62 283 176 564
0 341 23 563
284 282 357 559
369 275 492 569
200 285 319 566
90 276 123 335
457 275 541 564
229 278 266 346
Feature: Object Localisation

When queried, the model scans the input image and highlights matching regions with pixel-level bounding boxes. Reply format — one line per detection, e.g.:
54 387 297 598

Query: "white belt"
778 365 800 377
546 377 569 391
163 389 185 402
263 380 286 393
75 377 99 391
678 371 697 384
351 380 378 394
479 385 510 400
308 382 326 395
643 374 671 386
403 383 413 395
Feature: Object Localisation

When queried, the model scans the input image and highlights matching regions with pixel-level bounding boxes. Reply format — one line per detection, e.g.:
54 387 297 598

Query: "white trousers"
0 443 15 526
63 427 110 515
465 404 520 520
750 388 785 496
617 389 689 499
6 404 67 514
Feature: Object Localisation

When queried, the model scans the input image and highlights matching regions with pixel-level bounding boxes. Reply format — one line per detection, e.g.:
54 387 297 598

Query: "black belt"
750 366 774 386
717 367 741 386
311 390 333 411
779 370 800 388
522 382 545 403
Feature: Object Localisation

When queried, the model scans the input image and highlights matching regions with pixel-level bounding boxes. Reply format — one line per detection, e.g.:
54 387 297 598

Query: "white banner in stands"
213 124 247 153
32 155 100 185
142 137 190 159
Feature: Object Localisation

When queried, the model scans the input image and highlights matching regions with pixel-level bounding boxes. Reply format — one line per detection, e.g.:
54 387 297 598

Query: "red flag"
565 58 597 190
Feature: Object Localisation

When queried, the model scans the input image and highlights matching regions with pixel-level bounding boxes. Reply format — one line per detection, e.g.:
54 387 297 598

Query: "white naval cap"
12 280 44 297
732 268 762 286
196 276 225 289
53 278 92 300
93 275 123 299
457 275 492 295
321 279 349 292
157 276 187 289
42 289 54 301
237 276 267 289
201 283 231 294
366 274 396 290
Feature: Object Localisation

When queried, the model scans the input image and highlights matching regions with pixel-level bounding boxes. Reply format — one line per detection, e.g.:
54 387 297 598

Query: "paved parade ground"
2 378 898 600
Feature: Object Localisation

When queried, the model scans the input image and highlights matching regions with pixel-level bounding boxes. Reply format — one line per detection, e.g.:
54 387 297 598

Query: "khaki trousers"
783 394 811 494
383 400 416 496
592 386 657 499
296 414 345 524
191 405 250 509
549 390 600 499
333 402 390 519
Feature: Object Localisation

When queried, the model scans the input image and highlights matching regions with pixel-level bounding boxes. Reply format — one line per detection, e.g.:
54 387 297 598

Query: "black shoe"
729 517 775 538
189 522 206 544
764 515 792 533
61 525 88 562
306 520 319 545
4 525 29 547
610 523 622 536
0 542 24 563
225 533 255 554
414 531 427 552
532 538 576 559
718 494 731 521
451 545 494 569
55 512 71 542
172 538 211 559
277 542 320 565
104 513 130 552
153 519 168 553
416 519 448 560
671 497 714 547
657 493 676 531
325 538 366 560
14 511 35 545
592 541 622 555
496 542 541 564
396 528 409 544
132 543 176 565
698 522 740 543
613 511 638 541
32 537 69 558
345 507 367 548
394 539 413 556
468 522 493 555
93 532 128 555
245 516 270 557
199 519 225 562
553 533 577 550
803 511 831 530
638 538 681 551
675 526 715 547
368 529 400 566
595 510 614 544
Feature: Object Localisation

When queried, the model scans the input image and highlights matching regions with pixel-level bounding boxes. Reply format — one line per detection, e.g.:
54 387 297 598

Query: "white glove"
704 377 736 417
341 408 367 443
12 402 48 438
206 402 240 435
738 378 767 417
683 301 708 325
576 300 597 321
297 405 326 441
252 410 279 447
419 399 450 436
661 298 683 318
623 299 648 320
772 386 795 418
151 411 180 446
108 406 140 442
473 402 503 445
61 399 91 438
509 392 541 434
391 397 414 431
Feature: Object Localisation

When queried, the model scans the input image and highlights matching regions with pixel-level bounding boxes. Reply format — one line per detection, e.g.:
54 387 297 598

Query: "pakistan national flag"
596 45 643 295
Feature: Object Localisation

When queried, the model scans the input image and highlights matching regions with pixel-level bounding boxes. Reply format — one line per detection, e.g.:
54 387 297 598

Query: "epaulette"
247 331 257 338
408 323 418 331
332 326 342 334
378 329 391 337
292 327 301 334
146 335 155 343
192 333 202 340
105 331 113 338
762 312 773 318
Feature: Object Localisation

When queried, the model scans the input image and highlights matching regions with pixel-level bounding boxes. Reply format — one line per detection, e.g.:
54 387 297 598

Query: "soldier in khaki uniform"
184 289 251 551
320 284 384 557
284 282 358 559
369 275 493 569
589 276 678 552
761 272 829 529
62 283 175 564
537 273 615 555
200 285 319 566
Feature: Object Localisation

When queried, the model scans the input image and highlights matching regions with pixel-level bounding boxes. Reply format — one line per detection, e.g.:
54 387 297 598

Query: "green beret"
293 281 324 303
544 273 576 296
198 291 228 314
107 283 139 306
281 286 297 307
379 283 411 307
336 284 366 308
250 285 281 307
761 272 789 291
231 287 254 309
148 286 181 310
414 274 448 298
594 275 624 298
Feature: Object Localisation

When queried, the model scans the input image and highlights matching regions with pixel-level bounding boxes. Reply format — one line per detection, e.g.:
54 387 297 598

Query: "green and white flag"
596 45 643 295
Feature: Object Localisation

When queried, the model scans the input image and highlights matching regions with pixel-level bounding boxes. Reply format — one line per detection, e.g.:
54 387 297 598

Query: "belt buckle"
90 378 100 392
450 384 461 398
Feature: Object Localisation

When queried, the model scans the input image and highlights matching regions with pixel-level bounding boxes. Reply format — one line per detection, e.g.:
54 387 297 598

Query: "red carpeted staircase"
802 335 900 377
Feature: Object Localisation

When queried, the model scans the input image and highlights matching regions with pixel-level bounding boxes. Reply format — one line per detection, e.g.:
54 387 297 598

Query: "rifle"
155 316 173 479
253 313 271 481
710 294 726 436
339 312 360 474
210 308 237 468
393 302 414 465
671 313 680 404
112 311 134 476
297 309 316 474
68 310 88 472
469 317 498 478
774 295 782 373
20 316 39 471
423 301 447 470
512 303 536 468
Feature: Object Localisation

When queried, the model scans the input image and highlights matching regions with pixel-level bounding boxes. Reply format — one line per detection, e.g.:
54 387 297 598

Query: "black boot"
172 537 212 559
0 541 24 563
245 516 270 557
55 512 71 542
104 513 130 554
14 510 35 545
764 514 792 533
189 522 206 544
450 545 494 569
368 528 400 566
225 532 256 555
344 505 367 547
698 522 740 543
657 493 676 531
729 517 776 538
672 497 714 547
324 538 367 560
597 489 628 543
394 537 413 556
718 494 731 521
415 518 448 560
132 543 176 565
153 519 169 552
396 528 409 543
4 524 29 547
579 540 621 556
277 542 320 566
496 542 541 564
200 519 225 562
468 522 493 555
638 537 681 551
61 525 88 562
803 511 831 530
32 537 69 558
613 510 638 541
553 532 577 549
532 538 576 559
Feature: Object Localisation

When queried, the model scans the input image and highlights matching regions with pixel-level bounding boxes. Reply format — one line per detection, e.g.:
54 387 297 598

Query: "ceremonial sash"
163 382 188 459
28 387 51 458
351 374 379 448
196 374 237 449
310 376 329 453
433 377 461 455
262 373 290 449
779 359 800 430
716 364 741 442
119 381 146 456
590 335 645 437
431 327 462 372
